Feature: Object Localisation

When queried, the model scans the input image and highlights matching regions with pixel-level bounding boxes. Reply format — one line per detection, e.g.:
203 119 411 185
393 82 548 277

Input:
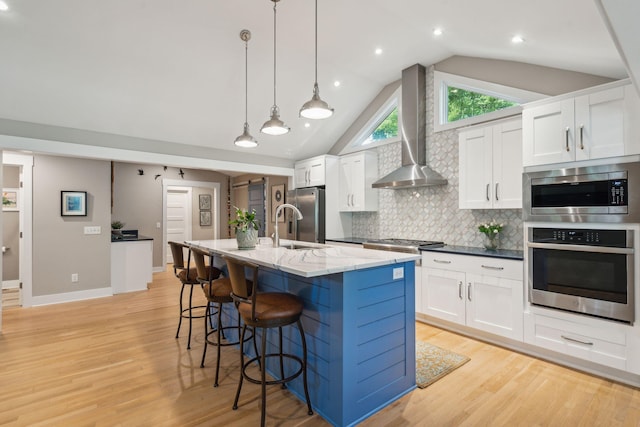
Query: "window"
341 86 401 154
434 71 544 132
447 87 517 123
363 107 398 145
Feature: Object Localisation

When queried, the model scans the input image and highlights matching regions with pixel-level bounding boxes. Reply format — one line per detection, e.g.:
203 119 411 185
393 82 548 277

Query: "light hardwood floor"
1 268 639 426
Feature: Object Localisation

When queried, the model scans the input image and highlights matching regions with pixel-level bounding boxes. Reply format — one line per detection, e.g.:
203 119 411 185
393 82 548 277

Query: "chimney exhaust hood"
372 64 447 189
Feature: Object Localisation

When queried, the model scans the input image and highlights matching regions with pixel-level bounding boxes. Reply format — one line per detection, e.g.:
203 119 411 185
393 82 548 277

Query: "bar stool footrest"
180 305 208 319
204 326 254 347
242 353 304 387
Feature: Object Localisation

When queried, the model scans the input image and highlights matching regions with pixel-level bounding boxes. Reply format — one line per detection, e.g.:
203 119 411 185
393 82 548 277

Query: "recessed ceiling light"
375 48 383 55
511 35 525 44
333 81 340 87
433 28 443 36
0 1 9 11
304 122 311 128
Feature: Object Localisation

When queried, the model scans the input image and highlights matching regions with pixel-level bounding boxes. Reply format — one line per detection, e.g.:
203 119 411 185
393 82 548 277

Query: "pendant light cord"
244 37 249 124
314 0 318 85
272 1 278 108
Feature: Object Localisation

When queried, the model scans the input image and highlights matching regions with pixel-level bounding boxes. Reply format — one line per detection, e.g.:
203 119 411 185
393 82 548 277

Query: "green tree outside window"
447 87 517 123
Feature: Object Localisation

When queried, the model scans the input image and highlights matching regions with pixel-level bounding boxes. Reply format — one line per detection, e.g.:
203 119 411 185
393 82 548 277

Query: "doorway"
0 152 33 315
165 186 193 264
162 179 220 268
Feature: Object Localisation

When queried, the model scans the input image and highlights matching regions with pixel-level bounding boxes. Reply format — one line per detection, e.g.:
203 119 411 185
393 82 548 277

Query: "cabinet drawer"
526 312 627 370
422 252 467 271
423 252 522 281
464 258 522 281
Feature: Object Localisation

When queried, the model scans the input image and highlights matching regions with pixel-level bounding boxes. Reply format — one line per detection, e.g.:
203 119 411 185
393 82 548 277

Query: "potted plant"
229 207 260 249
478 221 503 250
111 220 125 237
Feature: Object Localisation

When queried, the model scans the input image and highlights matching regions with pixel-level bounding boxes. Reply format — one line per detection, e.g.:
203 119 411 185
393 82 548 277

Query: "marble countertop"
421 244 524 260
186 239 420 278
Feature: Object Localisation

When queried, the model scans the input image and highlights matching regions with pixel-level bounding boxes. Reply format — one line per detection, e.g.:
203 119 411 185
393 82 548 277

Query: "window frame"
434 71 545 132
340 86 401 155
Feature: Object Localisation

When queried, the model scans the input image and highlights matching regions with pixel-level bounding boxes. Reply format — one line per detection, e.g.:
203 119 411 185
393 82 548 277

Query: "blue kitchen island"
187 239 418 427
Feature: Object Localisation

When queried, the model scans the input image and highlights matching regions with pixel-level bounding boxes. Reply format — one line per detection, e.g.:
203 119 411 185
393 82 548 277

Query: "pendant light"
299 0 333 119
261 0 290 136
234 30 258 148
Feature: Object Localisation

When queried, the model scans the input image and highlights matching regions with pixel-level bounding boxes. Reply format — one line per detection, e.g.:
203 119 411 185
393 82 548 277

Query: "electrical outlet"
71 273 79 283
156 222 161 229
393 267 404 280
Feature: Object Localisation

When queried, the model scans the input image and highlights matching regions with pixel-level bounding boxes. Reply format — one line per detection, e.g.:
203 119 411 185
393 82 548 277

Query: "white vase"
236 228 258 249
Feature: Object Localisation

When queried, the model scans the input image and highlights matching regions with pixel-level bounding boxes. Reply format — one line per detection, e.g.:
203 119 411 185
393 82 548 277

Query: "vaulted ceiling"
0 0 627 167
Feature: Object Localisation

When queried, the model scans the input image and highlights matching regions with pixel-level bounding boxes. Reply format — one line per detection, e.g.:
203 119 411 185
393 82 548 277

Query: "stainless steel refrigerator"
285 187 325 243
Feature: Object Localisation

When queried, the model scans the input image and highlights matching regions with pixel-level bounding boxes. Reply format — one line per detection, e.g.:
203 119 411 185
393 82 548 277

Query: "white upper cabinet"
523 81 640 167
459 118 523 209
338 151 378 212
294 155 332 188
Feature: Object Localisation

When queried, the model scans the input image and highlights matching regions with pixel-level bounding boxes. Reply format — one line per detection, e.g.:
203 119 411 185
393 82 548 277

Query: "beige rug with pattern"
416 341 470 388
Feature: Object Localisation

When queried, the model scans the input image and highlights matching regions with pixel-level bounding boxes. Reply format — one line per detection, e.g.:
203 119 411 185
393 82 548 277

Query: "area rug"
416 341 470 389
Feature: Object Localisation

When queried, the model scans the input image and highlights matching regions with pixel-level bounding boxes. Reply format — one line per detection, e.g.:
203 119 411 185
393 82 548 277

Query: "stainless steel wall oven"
527 226 634 323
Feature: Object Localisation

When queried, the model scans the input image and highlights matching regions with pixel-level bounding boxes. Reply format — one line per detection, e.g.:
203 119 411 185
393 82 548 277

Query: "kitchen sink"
279 243 322 250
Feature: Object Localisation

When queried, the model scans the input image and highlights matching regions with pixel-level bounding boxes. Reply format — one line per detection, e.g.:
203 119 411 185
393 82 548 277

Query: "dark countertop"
420 245 524 260
111 235 154 243
325 237 368 244
325 238 524 260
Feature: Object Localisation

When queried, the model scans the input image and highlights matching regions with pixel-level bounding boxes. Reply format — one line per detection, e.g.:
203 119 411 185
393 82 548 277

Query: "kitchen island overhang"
187 239 418 427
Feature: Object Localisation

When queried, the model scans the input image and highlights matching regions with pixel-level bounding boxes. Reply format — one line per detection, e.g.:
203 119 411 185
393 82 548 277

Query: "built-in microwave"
523 161 640 223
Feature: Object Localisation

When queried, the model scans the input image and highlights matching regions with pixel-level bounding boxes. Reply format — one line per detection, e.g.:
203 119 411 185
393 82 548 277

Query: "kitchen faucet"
273 203 303 247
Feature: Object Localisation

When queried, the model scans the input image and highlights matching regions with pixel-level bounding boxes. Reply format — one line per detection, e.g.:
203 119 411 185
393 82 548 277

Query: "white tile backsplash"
352 65 523 251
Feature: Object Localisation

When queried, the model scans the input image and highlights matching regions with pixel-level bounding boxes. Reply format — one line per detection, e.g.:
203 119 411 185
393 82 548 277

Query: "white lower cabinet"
524 308 634 373
421 252 523 341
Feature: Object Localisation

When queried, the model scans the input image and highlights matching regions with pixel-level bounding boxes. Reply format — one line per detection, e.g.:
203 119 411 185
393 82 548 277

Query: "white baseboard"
31 287 114 307
2 280 20 290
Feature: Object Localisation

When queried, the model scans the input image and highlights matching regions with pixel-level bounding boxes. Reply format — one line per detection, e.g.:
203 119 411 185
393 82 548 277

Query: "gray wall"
435 55 615 96
33 155 111 296
111 162 231 267
2 165 19 281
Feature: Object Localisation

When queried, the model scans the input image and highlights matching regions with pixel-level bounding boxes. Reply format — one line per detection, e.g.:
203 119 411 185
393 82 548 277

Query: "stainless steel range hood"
372 64 447 189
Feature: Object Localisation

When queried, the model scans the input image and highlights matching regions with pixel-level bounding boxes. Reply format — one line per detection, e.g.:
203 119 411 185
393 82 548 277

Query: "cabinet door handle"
486 183 490 201
565 127 570 152
579 124 584 150
433 259 451 264
467 283 471 301
458 281 463 300
495 183 499 201
561 335 594 346
481 264 504 271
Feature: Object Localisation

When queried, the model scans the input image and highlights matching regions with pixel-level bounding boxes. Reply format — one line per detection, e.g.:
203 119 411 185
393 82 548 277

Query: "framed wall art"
61 191 87 216
200 210 212 226
271 184 285 222
199 194 212 211
2 189 18 211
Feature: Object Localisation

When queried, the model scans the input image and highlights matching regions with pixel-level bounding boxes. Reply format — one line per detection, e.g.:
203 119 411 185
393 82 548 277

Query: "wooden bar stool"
169 241 220 350
223 255 313 427
191 247 254 387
